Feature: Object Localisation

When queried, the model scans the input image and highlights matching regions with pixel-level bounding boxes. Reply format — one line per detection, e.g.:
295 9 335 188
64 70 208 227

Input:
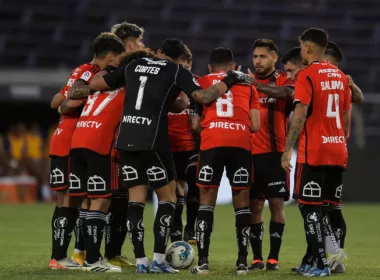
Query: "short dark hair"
180 45 192 63
160 38 186 60
111 22 144 41
281 47 302 65
120 48 156 66
209 47 234 65
299 28 328 48
252 39 278 53
325 41 343 62
93 32 125 58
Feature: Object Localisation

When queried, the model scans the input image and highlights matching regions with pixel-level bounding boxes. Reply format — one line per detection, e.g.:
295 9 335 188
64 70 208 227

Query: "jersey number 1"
135 76 147 110
326 93 341 128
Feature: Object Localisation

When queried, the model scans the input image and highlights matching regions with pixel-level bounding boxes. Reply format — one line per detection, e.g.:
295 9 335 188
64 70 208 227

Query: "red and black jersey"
49 63 100 157
251 70 293 155
294 61 351 167
197 71 260 151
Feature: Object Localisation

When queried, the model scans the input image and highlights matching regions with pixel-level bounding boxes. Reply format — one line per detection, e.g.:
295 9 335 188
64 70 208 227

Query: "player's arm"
250 85 261 132
68 67 101 99
50 93 65 109
247 69 294 100
343 81 352 142
343 110 350 141
189 99 202 147
59 99 85 115
171 94 189 113
347 75 364 104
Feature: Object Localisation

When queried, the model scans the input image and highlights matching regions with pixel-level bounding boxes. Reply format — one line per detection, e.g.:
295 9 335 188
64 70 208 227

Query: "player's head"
157 38 187 63
179 44 192 70
324 41 343 67
252 39 278 77
111 22 145 51
281 47 304 82
208 47 236 73
120 48 157 66
299 28 328 65
93 32 125 68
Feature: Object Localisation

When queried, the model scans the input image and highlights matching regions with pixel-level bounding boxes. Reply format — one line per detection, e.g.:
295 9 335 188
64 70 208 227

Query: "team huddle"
47 21 363 276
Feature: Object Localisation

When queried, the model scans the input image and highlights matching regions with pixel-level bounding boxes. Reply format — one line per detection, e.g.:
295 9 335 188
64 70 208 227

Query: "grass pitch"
0 203 379 279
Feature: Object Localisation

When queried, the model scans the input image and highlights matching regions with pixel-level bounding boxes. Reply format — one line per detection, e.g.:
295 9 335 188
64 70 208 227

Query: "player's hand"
236 65 242 71
346 75 354 89
281 149 293 173
222 70 251 89
247 68 259 86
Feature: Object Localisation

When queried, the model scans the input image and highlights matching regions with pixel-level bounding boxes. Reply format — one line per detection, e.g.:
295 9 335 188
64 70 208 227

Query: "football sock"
53 207 78 261
170 196 184 242
154 201 175 254
85 211 107 264
126 202 146 258
250 222 264 261
74 209 87 252
299 204 313 264
328 204 346 249
51 206 60 259
185 164 199 231
322 204 340 254
300 204 327 270
105 197 128 259
268 221 285 261
235 207 251 259
196 205 214 264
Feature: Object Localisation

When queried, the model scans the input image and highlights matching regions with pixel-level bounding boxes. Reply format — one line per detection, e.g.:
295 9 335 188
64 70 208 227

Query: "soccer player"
281 47 304 82
190 47 260 275
48 33 123 269
88 38 250 273
247 39 294 271
102 21 145 268
281 28 350 277
168 45 199 245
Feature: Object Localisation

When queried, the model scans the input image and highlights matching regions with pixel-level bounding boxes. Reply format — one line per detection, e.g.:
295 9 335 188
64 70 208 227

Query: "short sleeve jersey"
294 61 351 166
103 57 201 152
251 70 293 155
49 63 100 157
197 71 260 151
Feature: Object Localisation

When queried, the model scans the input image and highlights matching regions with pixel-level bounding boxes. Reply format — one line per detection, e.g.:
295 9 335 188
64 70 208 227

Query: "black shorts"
250 152 290 201
69 149 118 198
293 163 344 205
119 149 176 189
172 150 198 181
197 147 252 190
49 156 69 191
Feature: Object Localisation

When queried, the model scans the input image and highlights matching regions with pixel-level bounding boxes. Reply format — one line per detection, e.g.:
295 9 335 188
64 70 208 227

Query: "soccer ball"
165 241 195 269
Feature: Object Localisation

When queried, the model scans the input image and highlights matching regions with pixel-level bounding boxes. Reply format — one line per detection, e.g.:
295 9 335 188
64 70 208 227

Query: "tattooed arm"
67 80 91 99
59 98 85 115
50 93 65 109
190 82 227 104
347 75 364 104
343 110 350 141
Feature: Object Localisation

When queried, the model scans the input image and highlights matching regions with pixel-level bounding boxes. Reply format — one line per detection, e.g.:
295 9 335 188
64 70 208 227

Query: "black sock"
250 222 264 261
299 204 313 265
51 206 61 259
105 197 128 259
154 201 176 254
53 207 78 260
235 207 251 263
322 204 340 254
185 164 199 231
268 221 285 261
170 196 184 242
300 204 327 269
85 211 107 264
126 202 146 258
74 209 87 251
196 205 214 264
328 205 346 249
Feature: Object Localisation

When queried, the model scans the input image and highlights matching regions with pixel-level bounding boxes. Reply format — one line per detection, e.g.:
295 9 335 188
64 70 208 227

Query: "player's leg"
226 148 252 275
145 150 179 274
120 151 149 273
48 155 81 269
191 148 223 275
83 150 120 272
184 151 199 244
249 154 265 270
295 164 331 276
170 152 186 243
265 152 290 270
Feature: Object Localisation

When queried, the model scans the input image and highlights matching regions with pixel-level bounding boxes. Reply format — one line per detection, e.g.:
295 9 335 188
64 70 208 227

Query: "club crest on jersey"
80 71 92 81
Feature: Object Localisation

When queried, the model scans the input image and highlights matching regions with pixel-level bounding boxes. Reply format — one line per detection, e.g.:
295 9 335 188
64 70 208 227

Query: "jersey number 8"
216 91 234 117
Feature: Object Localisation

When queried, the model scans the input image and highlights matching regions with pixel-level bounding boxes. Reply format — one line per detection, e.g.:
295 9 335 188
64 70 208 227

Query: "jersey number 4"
326 93 341 129
216 91 233 117
81 91 118 116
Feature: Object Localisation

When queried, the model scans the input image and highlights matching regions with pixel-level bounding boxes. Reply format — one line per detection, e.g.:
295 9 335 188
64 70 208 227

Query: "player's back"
71 88 124 155
295 61 350 166
198 72 256 151
117 57 183 151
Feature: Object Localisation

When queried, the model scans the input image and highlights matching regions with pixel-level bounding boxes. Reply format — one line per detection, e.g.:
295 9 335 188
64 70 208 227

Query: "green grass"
0 203 380 279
